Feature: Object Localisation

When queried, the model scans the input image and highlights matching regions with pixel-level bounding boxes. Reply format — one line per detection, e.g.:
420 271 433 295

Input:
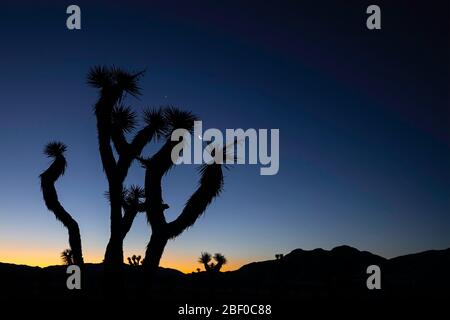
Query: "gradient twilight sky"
0 1 449 273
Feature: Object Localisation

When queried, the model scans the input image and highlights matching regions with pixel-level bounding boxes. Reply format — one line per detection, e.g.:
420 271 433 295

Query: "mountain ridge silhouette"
1 245 449 300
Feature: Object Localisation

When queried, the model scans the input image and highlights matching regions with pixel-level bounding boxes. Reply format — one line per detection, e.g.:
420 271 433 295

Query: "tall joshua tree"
40 142 84 265
88 66 231 274
87 66 166 269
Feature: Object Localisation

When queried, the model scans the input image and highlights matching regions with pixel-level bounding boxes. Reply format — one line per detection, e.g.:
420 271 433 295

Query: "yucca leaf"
87 65 112 88
164 106 198 134
112 105 137 133
44 141 67 158
111 66 144 97
143 107 168 138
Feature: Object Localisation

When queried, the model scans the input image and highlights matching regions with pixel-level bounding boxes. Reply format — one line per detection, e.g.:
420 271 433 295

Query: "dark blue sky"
0 0 449 270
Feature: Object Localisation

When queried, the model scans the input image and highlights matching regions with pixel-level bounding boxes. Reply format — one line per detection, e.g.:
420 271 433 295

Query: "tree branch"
167 163 224 239
40 143 84 265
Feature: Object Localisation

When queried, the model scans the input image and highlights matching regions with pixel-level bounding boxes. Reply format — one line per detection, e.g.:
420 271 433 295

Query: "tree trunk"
104 236 124 266
66 218 84 266
103 185 125 298
143 232 168 289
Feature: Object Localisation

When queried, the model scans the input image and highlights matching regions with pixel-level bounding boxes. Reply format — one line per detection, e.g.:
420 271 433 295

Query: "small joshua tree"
275 254 284 260
198 252 227 272
61 249 74 265
127 255 142 266
213 253 227 272
198 252 213 272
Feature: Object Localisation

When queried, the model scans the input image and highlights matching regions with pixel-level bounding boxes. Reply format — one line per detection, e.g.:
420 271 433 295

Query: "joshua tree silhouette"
198 252 228 272
61 249 74 265
41 66 232 291
40 142 84 265
87 66 155 269
199 252 213 272
127 255 142 266
213 253 227 272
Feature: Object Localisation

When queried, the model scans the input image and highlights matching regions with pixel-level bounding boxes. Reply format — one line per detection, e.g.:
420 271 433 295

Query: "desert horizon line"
2 244 449 274
0 255 253 274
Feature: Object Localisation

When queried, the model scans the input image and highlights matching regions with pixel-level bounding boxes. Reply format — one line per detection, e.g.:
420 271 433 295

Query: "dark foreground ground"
1 245 449 313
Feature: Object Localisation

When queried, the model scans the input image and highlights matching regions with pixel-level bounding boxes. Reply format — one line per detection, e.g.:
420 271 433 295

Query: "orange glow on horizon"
160 258 249 274
0 246 253 273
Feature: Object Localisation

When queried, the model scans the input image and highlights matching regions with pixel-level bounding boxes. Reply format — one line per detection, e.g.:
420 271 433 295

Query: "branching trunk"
95 92 123 267
96 83 162 267
203 262 212 272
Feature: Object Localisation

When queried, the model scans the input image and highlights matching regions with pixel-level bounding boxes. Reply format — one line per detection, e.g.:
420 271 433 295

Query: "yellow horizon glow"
0 248 252 273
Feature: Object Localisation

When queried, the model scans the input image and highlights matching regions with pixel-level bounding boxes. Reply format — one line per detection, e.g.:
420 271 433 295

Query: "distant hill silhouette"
1 245 449 301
